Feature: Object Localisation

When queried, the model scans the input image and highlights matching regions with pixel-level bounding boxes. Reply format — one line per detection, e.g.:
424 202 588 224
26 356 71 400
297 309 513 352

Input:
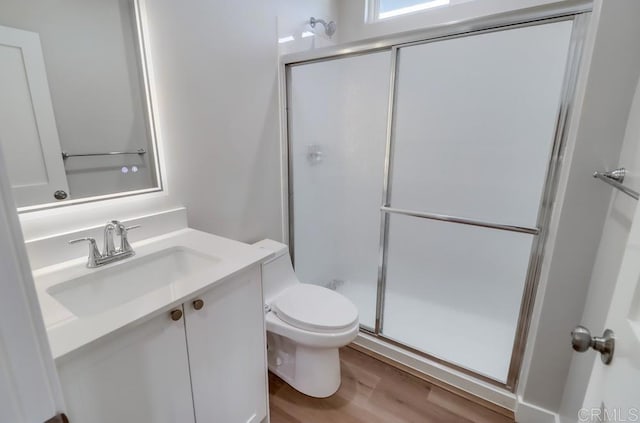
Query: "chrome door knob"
571 325 615 365
571 326 593 352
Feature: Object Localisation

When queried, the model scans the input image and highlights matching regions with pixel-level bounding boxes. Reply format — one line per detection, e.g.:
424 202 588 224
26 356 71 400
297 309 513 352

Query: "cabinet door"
0 25 69 207
56 309 195 423
185 267 268 423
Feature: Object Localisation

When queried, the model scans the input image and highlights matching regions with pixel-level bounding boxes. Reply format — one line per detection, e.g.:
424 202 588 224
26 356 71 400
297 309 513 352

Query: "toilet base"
267 332 341 398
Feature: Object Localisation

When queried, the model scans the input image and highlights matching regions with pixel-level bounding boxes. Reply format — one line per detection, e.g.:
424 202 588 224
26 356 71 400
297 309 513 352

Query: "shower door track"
282 6 590 392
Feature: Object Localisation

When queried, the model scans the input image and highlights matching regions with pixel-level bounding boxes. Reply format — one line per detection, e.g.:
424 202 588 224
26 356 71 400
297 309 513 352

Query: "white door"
558 60 640 422
56 308 195 423
576 203 640 421
0 25 69 208
184 267 268 423
0 138 65 421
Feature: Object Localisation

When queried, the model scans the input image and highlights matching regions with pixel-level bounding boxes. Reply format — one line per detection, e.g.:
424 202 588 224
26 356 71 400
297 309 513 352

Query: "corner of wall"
516 397 560 423
518 0 640 414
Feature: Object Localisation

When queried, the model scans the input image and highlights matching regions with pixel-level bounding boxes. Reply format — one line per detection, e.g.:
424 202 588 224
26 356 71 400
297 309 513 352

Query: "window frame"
367 0 452 22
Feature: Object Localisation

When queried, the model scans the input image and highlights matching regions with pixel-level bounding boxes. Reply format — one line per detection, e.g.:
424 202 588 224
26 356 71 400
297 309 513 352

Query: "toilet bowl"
254 239 359 398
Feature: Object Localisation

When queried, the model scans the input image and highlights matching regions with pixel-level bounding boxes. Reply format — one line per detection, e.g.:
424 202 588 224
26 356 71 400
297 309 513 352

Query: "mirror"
0 0 161 210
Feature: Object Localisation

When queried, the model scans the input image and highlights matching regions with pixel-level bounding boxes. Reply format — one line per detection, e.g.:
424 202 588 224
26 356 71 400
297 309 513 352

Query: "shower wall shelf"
593 168 639 200
62 148 146 160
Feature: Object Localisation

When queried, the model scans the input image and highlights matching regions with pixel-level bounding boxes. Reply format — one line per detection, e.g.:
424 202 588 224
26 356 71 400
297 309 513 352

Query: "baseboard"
516 398 559 423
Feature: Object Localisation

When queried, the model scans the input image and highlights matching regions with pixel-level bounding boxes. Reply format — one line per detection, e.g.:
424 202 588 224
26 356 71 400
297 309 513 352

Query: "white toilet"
254 239 359 398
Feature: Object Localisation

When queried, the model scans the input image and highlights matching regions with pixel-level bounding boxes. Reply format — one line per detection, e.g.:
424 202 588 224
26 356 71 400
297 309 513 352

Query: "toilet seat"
272 284 358 333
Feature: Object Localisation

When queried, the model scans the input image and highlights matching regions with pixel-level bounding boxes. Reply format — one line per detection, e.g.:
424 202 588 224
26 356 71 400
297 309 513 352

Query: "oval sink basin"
46 246 220 317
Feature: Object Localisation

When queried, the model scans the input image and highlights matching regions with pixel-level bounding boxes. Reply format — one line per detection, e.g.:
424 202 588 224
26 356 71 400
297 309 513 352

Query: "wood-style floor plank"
269 346 514 423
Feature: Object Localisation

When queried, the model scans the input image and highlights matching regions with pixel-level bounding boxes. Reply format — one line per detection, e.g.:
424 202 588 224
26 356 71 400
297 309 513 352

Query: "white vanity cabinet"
185 266 268 423
56 310 196 423
56 266 268 423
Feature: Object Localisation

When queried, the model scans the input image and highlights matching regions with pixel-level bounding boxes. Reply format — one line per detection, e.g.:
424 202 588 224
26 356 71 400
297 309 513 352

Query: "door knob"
571 325 615 365
54 190 68 200
170 308 183 321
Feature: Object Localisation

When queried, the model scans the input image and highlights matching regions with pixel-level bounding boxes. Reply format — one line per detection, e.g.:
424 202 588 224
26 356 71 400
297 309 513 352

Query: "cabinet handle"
193 299 204 310
170 308 183 321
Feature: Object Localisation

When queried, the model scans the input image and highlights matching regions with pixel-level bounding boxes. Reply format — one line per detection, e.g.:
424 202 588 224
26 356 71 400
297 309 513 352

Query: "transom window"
370 0 451 20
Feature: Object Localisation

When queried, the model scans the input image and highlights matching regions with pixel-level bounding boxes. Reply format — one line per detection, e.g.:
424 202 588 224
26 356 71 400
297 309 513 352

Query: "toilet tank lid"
252 239 289 259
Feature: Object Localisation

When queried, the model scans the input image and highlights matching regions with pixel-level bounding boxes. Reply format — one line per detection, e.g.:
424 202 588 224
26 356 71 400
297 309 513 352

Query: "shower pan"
284 11 588 389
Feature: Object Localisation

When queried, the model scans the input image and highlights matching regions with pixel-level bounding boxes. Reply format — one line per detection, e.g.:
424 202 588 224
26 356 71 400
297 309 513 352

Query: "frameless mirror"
0 0 161 211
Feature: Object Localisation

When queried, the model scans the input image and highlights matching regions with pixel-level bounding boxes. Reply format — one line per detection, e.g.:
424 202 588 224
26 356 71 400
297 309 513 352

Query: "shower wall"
288 18 575 384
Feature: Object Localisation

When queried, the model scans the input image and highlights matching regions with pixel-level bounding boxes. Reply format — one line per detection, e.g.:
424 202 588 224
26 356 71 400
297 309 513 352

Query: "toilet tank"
253 239 299 305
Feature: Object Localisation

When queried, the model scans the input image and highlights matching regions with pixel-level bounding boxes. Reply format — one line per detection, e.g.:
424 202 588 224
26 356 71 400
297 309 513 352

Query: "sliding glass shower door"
381 21 573 383
288 51 392 329
287 16 579 386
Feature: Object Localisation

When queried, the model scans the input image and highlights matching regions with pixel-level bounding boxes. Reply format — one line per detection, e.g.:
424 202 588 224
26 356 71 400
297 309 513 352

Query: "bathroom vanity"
33 227 273 423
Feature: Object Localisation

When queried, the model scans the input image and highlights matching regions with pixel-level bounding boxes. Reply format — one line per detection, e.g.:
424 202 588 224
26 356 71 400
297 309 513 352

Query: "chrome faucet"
103 221 117 257
70 221 140 268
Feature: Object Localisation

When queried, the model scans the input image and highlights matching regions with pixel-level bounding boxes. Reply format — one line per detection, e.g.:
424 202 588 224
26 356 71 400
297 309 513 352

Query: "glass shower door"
381 21 574 383
288 51 392 329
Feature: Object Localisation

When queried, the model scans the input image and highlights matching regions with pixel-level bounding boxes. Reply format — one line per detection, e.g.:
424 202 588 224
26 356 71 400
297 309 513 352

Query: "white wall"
517 0 640 415
140 0 283 243
18 0 336 245
276 0 338 55
0 0 157 201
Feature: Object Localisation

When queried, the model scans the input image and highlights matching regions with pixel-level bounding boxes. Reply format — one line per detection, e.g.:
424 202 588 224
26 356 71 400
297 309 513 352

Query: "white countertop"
33 228 273 361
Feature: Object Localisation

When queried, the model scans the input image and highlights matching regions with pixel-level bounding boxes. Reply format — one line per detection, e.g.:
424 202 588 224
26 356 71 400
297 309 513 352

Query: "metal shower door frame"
282 8 590 391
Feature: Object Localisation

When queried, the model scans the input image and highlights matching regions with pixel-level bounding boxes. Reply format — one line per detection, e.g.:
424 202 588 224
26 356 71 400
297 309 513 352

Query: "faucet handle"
69 237 96 245
111 221 139 235
120 224 141 253
69 237 102 268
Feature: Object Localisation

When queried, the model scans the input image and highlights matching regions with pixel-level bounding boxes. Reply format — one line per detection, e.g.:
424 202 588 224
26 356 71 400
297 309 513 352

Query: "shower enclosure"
285 13 587 388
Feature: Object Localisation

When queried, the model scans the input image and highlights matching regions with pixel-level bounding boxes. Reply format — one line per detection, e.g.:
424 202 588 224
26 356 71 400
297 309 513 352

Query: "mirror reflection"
0 0 160 209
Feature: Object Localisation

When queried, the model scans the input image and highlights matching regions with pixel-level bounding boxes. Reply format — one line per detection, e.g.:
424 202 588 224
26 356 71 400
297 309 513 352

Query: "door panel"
382 214 534 382
580 200 640 420
389 21 573 228
0 143 64 423
289 51 392 329
184 267 268 423
56 310 195 423
0 25 68 207
577 75 640 420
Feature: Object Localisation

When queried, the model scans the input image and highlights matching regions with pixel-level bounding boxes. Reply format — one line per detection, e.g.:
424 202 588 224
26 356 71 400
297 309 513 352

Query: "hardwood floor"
268 347 515 423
